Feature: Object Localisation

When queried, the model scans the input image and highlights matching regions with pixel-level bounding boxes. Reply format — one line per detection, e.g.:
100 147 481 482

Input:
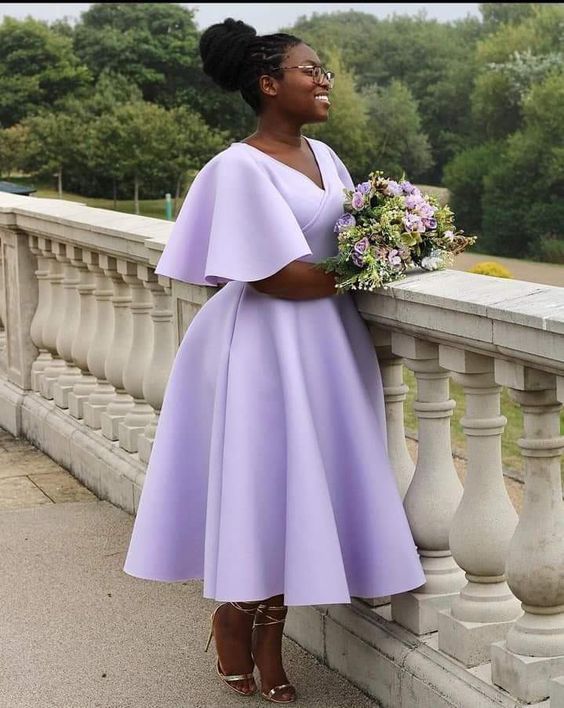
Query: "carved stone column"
99 256 134 441
437 347 520 667
491 363 564 703
37 239 70 399
117 262 156 453
82 253 116 430
137 272 174 464
67 249 98 419
52 243 82 408
28 236 52 391
390 333 465 635
368 324 415 499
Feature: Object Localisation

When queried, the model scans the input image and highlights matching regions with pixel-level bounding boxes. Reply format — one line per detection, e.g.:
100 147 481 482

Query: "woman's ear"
259 74 278 97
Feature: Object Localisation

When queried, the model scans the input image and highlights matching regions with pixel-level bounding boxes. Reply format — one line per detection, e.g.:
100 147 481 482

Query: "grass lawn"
402 367 564 478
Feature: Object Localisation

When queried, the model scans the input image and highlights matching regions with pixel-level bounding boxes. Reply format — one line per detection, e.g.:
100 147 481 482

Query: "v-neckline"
236 137 326 192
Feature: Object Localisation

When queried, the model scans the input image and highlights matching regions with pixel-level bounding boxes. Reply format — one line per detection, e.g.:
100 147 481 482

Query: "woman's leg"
212 600 260 694
252 594 296 701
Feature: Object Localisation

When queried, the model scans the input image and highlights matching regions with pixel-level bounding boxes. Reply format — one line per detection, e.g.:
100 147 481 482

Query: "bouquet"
318 172 476 292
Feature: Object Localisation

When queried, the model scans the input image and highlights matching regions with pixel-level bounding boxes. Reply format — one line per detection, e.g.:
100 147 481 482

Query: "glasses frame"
277 64 335 87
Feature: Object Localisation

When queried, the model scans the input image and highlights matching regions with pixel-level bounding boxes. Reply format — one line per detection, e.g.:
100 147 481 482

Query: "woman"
124 18 425 704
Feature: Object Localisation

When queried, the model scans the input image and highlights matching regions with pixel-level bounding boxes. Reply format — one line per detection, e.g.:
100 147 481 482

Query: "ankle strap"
229 601 260 615
254 604 288 626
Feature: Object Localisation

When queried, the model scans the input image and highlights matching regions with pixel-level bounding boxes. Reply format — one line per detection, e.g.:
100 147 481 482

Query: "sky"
0 3 481 32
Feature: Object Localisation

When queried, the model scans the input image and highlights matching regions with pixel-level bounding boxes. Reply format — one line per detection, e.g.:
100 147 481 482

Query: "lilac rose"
351 192 365 210
385 180 403 197
356 181 372 194
424 217 437 230
387 249 402 266
403 212 425 233
352 252 365 267
353 237 370 254
334 213 356 233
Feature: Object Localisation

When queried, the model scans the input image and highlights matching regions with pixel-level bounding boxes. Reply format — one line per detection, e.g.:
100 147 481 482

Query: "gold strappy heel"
204 601 258 697
252 604 297 704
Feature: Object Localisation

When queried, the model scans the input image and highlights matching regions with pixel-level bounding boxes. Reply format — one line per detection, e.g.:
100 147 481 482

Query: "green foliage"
468 261 513 278
361 80 433 180
306 49 369 180
73 3 200 107
537 237 564 265
481 72 564 257
479 3 537 32
443 141 503 233
0 17 91 127
0 124 27 178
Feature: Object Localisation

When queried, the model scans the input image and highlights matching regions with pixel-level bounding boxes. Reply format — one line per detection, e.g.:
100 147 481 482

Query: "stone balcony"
0 192 563 707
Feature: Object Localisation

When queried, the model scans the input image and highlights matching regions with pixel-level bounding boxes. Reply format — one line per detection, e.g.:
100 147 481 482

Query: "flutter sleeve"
154 146 313 286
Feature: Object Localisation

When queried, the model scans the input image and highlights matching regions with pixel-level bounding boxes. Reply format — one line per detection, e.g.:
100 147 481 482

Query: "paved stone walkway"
0 428 379 708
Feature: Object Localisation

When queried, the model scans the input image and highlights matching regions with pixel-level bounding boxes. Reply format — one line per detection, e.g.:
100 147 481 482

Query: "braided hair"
199 18 303 114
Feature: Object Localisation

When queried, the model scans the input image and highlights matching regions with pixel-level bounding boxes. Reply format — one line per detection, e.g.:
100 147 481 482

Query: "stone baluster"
82 253 116 430
390 333 465 635
137 273 174 464
0 240 6 366
67 248 98 419
37 239 71 399
437 347 521 667
491 362 564 704
52 244 83 408
368 324 415 499
117 262 156 453
99 256 135 441
28 236 52 391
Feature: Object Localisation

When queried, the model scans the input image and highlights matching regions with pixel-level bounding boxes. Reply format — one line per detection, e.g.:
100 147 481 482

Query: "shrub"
468 261 513 278
537 237 564 264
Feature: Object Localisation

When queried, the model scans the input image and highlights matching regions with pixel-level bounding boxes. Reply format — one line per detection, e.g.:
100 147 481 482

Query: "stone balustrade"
0 192 562 707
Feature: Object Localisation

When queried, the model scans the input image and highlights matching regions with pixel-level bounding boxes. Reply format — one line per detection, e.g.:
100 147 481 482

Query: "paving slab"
0 500 379 708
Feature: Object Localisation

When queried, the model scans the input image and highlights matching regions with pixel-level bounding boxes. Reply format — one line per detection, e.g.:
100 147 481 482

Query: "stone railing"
0 192 563 707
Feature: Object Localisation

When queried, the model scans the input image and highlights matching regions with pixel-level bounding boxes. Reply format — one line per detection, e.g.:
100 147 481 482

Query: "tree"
0 17 90 126
74 3 200 108
165 106 228 212
20 111 86 196
481 72 564 257
0 124 28 178
361 80 433 180
306 49 369 181
479 3 537 32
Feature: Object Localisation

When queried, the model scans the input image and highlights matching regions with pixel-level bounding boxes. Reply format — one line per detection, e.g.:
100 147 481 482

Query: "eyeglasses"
278 65 335 88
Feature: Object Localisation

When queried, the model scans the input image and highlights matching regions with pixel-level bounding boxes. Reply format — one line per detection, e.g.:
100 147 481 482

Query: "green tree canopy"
73 3 200 107
361 79 433 180
0 17 90 127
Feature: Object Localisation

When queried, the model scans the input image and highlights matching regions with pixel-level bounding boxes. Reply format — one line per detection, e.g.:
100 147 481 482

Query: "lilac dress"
123 137 425 605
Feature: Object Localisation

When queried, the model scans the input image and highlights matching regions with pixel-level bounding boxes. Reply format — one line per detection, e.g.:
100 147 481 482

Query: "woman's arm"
250 260 337 300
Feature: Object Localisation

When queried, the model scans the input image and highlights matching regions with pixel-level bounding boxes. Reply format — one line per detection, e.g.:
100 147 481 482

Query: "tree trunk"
134 175 140 215
113 178 117 210
58 167 63 198
174 176 182 216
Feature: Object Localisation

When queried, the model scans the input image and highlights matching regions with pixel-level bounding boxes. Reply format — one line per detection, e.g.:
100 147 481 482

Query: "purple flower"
353 237 370 254
351 192 365 210
405 194 424 210
400 181 418 195
385 180 403 197
424 217 437 230
403 212 425 233
356 181 372 194
443 230 455 241
387 249 402 266
352 251 365 267
334 213 356 233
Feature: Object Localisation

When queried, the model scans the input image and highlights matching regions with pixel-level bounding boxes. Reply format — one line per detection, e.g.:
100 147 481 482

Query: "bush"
537 237 564 264
468 261 513 278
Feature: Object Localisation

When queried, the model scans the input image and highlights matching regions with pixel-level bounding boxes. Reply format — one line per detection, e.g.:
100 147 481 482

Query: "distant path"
452 251 563 287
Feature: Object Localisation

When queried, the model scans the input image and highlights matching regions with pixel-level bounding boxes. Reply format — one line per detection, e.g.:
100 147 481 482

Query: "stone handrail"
0 192 563 705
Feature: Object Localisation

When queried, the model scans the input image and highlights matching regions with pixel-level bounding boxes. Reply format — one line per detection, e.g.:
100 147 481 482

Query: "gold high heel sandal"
204 601 258 697
252 604 297 704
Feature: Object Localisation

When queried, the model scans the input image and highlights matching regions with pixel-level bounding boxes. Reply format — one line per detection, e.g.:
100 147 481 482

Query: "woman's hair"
199 18 302 114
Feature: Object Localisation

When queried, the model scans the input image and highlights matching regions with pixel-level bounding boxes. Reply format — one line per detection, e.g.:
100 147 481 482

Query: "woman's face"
261 42 332 123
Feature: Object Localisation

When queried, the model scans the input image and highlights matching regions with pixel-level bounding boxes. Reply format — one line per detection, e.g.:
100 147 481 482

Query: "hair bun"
199 18 257 91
